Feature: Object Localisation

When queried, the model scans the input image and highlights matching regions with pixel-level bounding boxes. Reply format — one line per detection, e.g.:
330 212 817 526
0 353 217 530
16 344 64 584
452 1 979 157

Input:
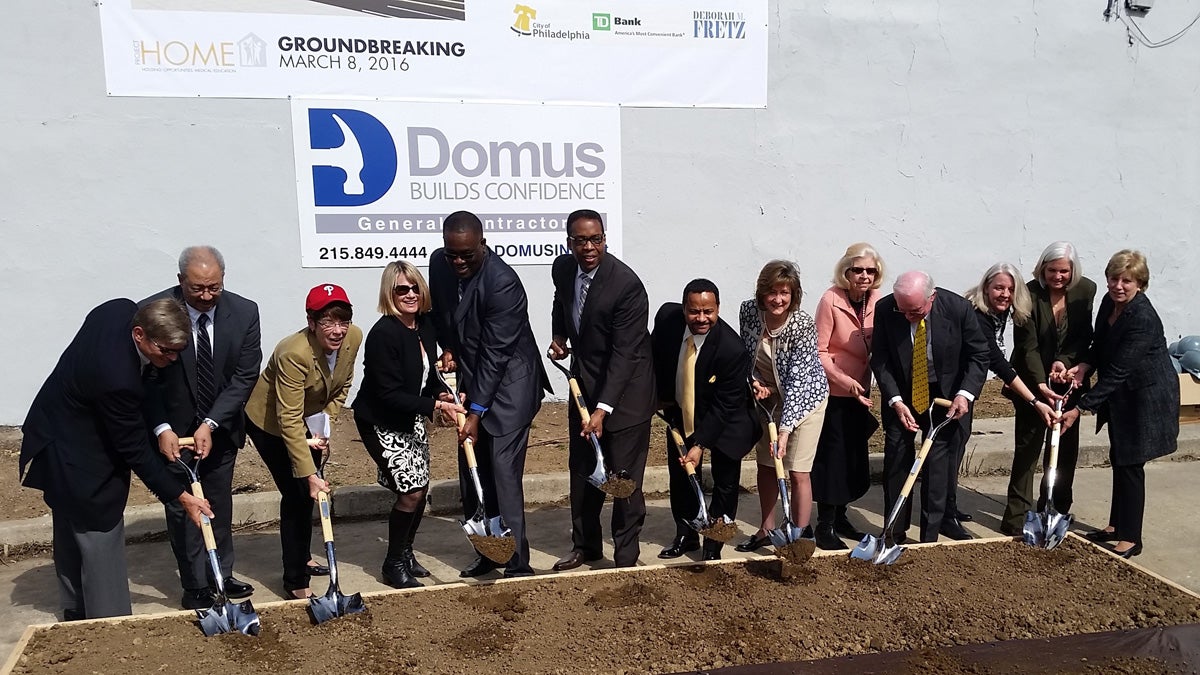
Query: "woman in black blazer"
1061 250 1179 559
353 260 463 588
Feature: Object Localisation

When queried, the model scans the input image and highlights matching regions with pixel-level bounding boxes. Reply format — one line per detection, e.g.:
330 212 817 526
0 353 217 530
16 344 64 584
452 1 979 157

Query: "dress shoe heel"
954 509 974 523
1085 529 1119 543
1115 542 1143 559
939 519 973 541
402 546 430 578
552 550 596 572
815 523 848 551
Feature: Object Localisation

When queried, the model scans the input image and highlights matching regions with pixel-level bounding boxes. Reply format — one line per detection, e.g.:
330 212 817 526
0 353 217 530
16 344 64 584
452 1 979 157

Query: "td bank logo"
511 4 536 35
592 13 610 30
592 12 640 30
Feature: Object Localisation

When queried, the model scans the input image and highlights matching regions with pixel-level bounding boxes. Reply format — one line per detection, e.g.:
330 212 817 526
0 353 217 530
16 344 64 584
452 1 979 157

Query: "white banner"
291 99 621 268
98 1 767 107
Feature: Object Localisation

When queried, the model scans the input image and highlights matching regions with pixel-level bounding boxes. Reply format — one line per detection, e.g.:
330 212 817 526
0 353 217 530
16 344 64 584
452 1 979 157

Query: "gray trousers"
53 512 131 619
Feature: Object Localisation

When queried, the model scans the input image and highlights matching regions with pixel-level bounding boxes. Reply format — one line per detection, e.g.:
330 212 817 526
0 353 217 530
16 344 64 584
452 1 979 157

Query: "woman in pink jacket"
810 243 884 550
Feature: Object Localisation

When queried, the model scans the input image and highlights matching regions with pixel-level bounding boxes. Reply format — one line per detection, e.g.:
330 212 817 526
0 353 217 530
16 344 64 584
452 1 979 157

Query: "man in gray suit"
142 246 262 609
428 211 552 578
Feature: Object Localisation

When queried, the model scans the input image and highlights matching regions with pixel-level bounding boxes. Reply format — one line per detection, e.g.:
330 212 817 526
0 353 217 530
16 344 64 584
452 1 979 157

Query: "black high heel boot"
383 509 421 589
403 497 430 578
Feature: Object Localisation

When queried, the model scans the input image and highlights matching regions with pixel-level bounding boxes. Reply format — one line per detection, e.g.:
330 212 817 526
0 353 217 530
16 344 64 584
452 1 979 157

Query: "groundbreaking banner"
98 1 767 107
291 99 621 268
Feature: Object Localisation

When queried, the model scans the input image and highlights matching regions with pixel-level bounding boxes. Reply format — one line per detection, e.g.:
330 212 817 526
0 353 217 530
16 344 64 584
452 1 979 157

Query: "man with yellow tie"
870 271 989 544
650 279 760 560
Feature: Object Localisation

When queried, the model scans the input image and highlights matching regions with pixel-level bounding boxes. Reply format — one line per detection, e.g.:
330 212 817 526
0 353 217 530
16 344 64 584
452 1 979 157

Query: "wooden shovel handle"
567 379 593 425
457 412 479 470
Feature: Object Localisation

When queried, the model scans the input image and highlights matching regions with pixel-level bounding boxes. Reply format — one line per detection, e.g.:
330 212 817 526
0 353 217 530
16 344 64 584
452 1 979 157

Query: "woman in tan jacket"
244 284 363 599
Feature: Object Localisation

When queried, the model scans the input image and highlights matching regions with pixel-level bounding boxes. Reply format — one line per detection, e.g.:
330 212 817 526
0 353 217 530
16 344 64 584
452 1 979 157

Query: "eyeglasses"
849 267 878 275
316 319 352 331
393 284 419 297
443 248 478 263
568 234 606 247
186 284 223 295
151 339 186 356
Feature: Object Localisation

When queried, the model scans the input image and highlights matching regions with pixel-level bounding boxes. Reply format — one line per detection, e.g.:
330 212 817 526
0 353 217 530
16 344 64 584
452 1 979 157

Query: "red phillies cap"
305 284 352 312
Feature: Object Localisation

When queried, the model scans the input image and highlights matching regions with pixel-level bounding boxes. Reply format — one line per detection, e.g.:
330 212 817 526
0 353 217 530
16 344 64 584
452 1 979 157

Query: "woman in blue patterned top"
734 260 831 553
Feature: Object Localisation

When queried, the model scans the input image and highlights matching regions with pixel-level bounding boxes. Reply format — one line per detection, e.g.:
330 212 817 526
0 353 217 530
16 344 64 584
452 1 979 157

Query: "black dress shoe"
552 550 601 571
702 549 721 561
382 558 421 589
815 523 848 551
63 608 85 622
1115 542 1143 559
502 569 535 578
734 533 772 553
658 535 701 559
306 562 331 576
460 555 499 578
954 510 974 523
701 541 723 561
833 518 866 541
1085 529 1119 543
221 577 255 599
182 589 216 610
892 531 908 546
939 519 973 541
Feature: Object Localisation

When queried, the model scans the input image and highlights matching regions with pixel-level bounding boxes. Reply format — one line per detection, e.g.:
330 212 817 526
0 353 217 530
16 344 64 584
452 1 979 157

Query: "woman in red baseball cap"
244 284 363 599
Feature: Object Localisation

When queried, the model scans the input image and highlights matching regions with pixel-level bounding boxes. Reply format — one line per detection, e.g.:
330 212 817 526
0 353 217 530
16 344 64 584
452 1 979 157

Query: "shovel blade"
767 523 805 548
1044 510 1073 550
850 534 905 565
197 600 261 637
310 587 365 625
1022 509 1047 548
463 514 515 564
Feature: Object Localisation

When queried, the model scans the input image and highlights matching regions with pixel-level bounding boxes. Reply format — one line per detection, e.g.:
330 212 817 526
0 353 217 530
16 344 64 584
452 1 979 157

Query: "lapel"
694 322 720 384
212 296 232 377
452 250 487 331
306 330 333 391
928 292 947 375
577 256 607 336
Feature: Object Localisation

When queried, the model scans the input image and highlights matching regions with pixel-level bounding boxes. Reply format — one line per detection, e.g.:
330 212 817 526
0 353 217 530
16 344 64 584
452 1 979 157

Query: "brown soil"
11 538 1200 674
0 380 1013 522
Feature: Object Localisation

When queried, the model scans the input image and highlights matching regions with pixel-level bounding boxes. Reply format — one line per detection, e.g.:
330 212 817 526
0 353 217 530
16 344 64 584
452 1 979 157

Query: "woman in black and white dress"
353 260 463 588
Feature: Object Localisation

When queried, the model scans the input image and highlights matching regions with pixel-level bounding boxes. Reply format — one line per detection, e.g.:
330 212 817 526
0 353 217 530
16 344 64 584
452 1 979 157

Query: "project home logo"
133 33 268 70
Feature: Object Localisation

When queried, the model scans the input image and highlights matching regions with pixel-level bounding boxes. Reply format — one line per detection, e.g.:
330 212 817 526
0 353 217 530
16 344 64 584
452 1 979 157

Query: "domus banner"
98 0 767 107
291 99 621 268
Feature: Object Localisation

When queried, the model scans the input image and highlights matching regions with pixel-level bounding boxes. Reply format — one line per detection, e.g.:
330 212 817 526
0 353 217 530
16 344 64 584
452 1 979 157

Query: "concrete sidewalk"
2 460 1199 660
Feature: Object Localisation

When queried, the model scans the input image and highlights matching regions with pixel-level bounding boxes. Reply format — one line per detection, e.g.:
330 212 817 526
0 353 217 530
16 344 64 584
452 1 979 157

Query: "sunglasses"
393 284 419 297
151 339 186 356
849 266 878 275
443 249 478 263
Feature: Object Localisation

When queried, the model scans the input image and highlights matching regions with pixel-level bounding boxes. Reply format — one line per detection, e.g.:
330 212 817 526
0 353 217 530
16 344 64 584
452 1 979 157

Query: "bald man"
869 271 989 543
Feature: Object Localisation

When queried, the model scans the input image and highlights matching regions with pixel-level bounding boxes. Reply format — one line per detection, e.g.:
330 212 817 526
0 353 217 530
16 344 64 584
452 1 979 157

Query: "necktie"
196 312 216 420
576 272 591 329
681 335 697 437
457 278 466 301
911 318 929 414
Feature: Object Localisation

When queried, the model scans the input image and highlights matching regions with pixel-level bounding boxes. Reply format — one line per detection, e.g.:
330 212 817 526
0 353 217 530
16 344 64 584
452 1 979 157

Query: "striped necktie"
195 312 216 420
576 272 590 330
911 318 929 414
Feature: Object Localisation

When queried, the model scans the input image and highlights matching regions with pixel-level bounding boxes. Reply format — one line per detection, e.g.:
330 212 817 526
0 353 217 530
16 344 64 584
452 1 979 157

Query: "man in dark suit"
142 246 262 609
20 298 212 620
428 210 552 578
547 209 655 571
870 270 989 543
650 279 760 561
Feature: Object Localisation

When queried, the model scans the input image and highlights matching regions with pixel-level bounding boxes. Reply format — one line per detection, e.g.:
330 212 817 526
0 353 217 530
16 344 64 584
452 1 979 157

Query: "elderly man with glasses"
428 211 552 578
141 245 262 610
869 271 989 544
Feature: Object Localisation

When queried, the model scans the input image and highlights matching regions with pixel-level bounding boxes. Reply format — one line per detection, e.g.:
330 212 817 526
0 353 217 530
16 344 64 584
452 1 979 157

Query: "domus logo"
308 109 398 207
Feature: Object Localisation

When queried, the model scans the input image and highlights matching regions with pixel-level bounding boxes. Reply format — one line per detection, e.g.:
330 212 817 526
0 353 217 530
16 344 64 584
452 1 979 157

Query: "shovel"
654 412 737 543
308 442 366 624
750 388 815 565
851 397 953 565
1023 385 1075 550
174 443 260 637
547 357 636 498
456 412 516 564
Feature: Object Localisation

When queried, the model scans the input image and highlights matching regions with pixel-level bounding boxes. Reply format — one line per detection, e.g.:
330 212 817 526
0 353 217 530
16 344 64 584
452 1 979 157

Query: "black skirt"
810 395 878 504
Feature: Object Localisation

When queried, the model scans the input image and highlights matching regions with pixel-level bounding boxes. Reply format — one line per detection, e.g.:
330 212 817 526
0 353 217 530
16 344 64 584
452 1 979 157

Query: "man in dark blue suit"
20 298 212 620
142 246 262 609
428 211 552 578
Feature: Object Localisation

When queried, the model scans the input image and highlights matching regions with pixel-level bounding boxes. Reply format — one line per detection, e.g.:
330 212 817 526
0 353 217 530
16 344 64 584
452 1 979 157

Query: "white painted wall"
2 1 1198 422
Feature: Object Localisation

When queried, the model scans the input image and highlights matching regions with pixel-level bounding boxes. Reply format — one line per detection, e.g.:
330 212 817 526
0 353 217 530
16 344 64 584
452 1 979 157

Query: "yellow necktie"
682 335 697 437
912 318 929 414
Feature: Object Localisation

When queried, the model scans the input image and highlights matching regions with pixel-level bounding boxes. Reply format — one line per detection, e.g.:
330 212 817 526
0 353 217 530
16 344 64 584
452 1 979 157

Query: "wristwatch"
203 418 218 432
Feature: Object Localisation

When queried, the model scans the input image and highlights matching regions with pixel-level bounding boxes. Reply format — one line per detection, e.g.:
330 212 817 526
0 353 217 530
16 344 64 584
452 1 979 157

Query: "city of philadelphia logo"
511 4 536 35
693 10 746 39
591 13 641 31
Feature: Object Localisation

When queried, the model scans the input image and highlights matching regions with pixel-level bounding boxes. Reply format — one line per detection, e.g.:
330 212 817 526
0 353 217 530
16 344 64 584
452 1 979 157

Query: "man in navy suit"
547 209 655 570
20 298 212 620
428 211 552 578
870 270 989 543
142 246 262 609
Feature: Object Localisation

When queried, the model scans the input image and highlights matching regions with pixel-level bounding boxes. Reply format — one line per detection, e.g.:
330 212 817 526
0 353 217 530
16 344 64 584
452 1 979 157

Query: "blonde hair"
377 260 432 317
754 260 802 311
965 262 1032 326
135 298 191 345
832 242 885 290
1104 249 1150 290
